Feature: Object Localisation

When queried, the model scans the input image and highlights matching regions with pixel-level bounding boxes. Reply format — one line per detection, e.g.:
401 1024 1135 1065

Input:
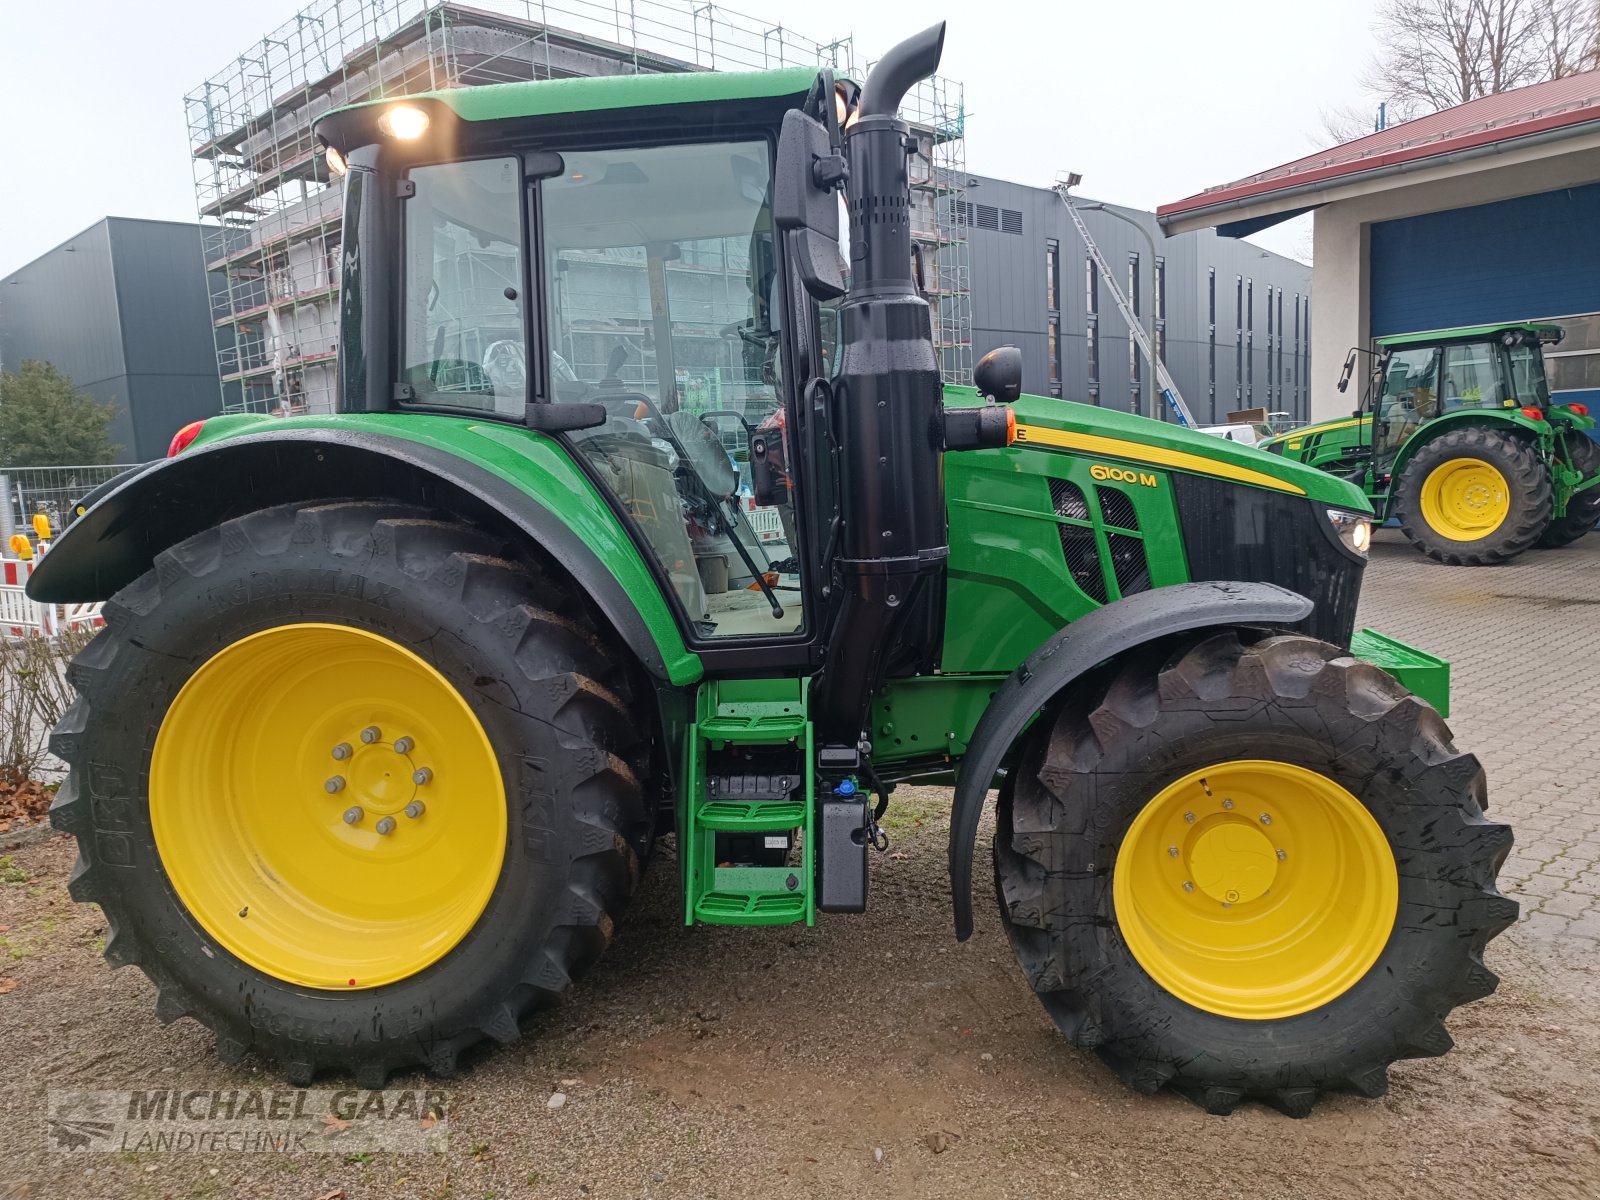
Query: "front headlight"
1326 508 1371 556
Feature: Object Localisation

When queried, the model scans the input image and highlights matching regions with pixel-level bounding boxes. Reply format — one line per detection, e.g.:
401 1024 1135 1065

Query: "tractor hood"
1258 414 1367 453
955 389 1374 514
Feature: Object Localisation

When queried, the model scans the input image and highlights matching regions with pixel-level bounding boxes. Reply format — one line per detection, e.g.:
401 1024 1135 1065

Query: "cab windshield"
541 140 802 639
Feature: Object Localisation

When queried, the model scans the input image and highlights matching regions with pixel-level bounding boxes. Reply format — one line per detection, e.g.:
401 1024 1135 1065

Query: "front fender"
946 580 1314 940
25 424 702 686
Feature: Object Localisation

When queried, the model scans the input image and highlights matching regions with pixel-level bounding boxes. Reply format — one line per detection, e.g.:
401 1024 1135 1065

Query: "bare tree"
1315 0 1598 148
1367 0 1596 111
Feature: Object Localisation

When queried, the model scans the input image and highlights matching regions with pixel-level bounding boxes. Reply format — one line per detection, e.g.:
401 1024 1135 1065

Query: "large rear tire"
1394 427 1550 564
1534 434 1600 549
50 501 653 1084
995 631 1515 1117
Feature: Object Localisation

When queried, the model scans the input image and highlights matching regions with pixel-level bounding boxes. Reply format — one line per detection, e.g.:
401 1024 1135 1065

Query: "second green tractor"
1263 323 1600 565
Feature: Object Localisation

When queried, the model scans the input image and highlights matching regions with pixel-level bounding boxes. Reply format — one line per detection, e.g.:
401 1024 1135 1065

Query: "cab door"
1371 346 1440 480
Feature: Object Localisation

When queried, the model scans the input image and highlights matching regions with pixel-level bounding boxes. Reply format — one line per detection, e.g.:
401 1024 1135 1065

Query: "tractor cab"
1365 324 1561 476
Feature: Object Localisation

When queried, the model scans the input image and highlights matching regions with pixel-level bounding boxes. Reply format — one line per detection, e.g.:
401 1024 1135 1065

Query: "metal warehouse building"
0 218 226 462
1160 69 1600 422
963 175 1312 425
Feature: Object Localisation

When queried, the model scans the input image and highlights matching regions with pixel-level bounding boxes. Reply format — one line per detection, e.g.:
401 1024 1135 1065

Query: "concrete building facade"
964 175 1313 425
0 218 226 462
1160 70 1600 422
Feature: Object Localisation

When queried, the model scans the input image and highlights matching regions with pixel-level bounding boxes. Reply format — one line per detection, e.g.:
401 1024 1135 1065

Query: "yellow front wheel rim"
1112 760 1398 1020
151 623 507 990
1420 457 1510 541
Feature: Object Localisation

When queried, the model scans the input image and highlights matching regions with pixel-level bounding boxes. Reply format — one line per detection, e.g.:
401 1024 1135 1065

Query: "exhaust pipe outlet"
812 23 949 750
857 22 947 118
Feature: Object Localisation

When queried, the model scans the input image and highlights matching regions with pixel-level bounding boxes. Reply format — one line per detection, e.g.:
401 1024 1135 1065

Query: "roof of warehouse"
1159 67 1600 227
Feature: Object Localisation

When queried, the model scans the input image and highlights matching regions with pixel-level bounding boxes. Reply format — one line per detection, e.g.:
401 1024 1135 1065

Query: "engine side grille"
1106 531 1152 597
1096 487 1141 532
1049 479 1107 603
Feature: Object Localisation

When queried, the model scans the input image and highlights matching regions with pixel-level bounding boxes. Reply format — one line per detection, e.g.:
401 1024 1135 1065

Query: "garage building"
1158 69 1600 422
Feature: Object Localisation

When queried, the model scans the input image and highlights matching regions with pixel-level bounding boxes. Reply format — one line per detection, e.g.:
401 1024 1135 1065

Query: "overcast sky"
0 0 1385 278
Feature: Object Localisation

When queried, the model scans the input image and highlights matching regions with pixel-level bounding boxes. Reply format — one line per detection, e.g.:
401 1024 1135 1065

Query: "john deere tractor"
1262 324 1600 565
29 24 1514 1116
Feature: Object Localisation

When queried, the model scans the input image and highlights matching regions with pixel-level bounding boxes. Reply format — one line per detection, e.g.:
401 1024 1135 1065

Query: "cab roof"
1377 322 1565 348
335 65 821 124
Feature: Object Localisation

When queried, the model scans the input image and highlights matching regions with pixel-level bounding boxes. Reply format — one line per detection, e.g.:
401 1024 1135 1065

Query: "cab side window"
399 157 527 415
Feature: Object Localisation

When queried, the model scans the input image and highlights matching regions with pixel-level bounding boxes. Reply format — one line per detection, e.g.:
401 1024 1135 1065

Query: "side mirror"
975 346 1023 403
1337 348 1357 394
774 109 847 301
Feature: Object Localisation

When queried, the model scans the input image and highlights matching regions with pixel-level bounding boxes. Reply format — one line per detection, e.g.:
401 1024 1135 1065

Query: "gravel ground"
1 531 1598 1200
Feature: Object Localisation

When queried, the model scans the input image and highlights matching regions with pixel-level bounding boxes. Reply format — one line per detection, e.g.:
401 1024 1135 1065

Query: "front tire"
50 501 652 1084
1394 428 1550 564
995 631 1515 1116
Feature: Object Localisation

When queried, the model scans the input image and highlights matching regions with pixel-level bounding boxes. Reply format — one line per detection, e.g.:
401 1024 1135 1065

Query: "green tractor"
1262 324 1600 565
30 25 1514 1116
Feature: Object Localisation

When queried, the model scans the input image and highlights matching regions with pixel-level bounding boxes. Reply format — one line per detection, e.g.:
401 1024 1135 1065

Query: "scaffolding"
187 0 971 412
900 74 972 387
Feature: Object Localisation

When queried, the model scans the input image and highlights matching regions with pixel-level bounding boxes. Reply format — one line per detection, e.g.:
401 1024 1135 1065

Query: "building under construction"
187 0 974 416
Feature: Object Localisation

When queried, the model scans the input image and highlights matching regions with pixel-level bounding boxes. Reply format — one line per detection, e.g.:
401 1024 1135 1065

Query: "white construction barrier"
1 553 103 640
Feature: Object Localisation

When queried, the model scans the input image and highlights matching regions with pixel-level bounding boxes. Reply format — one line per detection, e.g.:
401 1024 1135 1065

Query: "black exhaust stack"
812 23 949 754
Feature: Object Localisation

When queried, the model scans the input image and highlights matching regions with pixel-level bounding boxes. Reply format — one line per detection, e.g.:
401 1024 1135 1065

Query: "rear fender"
947 580 1314 940
24 427 701 686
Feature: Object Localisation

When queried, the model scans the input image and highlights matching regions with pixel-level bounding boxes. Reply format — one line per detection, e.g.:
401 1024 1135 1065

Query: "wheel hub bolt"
1221 799 1234 810
394 736 415 754
375 816 396 836
1167 846 1180 857
1276 848 1288 861
343 806 363 825
360 726 382 744
325 776 346 794
1182 881 1195 893
331 743 352 761
404 800 426 819
1259 813 1272 825
1183 811 1196 824
413 767 433 785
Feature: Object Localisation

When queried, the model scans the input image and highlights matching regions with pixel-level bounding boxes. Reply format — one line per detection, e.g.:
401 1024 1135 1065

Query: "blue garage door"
1370 183 1600 337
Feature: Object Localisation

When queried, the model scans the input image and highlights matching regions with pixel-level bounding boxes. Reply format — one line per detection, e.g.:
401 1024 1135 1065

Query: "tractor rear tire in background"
995 630 1516 1117
1535 434 1600 549
50 501 653 1085
1394 427 1550 565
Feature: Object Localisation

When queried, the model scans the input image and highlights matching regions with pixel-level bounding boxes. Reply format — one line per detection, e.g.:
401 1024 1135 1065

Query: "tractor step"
683 679 815 928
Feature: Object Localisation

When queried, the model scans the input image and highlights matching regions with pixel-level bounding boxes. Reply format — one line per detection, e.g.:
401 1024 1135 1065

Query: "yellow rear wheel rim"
1112 760 1398 1020
151 623 506 990
1420 456 1510 541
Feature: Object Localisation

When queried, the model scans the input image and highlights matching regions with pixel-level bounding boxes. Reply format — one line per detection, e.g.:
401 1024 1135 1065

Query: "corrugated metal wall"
0 222 131 453
1 219 220 462
108 220 226 459
963 174 1314 425
1370 183 1600 337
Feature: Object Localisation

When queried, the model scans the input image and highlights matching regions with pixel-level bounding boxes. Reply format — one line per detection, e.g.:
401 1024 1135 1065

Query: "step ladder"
1053 182 1198 428
682 678 815 927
